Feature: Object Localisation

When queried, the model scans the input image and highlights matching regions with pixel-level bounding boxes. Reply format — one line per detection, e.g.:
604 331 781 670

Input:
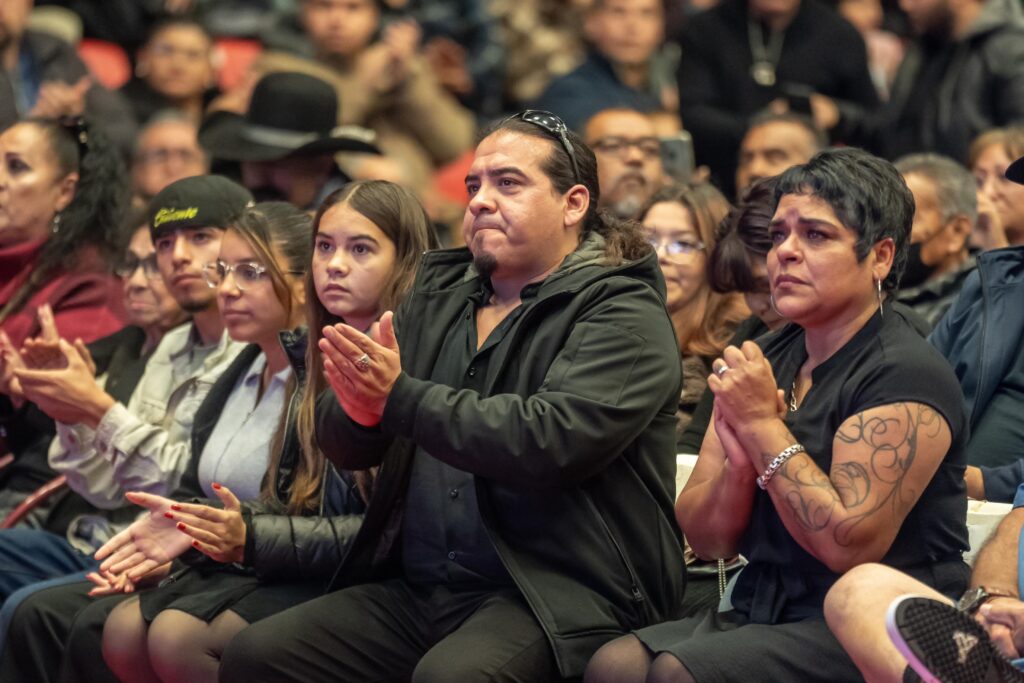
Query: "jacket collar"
424 231 665 302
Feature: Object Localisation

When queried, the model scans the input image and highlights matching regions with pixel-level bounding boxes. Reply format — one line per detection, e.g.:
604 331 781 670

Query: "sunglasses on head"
504 110 582 185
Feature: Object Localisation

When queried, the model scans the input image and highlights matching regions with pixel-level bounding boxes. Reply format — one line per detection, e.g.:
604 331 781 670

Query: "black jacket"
179 329 364 582
838 0 1024 162
316 234 685 677
675 0 877 195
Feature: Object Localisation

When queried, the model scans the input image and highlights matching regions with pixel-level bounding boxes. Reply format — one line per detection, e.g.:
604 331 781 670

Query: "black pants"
220 578 565 683
0 579 123 683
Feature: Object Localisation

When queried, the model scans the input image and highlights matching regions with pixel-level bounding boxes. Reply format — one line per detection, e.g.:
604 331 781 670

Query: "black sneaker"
886 595 1024 683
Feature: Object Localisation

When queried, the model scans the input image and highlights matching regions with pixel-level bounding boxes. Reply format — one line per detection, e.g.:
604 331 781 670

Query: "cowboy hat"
199 71 380 162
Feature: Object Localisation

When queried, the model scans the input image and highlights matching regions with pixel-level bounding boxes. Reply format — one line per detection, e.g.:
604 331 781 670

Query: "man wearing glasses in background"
220 111 685 683
585 107 666 220
129 112 209 203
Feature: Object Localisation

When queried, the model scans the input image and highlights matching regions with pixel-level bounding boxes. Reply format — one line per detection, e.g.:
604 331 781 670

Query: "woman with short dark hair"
586 148 970 683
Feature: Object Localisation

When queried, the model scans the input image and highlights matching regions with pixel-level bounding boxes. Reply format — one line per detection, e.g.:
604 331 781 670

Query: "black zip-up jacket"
316 234 685 677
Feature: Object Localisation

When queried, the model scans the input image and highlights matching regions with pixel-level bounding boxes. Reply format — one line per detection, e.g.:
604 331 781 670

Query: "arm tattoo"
774 403 942 545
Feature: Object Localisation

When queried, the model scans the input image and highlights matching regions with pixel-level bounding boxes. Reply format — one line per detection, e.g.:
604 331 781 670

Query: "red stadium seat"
1 475 68 529
77 39 131 90
214 38 263 92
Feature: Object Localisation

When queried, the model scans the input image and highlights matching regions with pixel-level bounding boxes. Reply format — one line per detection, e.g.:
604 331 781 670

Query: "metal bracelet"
756 443 806 490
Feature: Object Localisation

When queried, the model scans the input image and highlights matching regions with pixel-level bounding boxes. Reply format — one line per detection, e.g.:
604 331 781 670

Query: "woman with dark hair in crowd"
969 126 1024 249
640 182 749 443
587 147 970 683
80 182 436 683
0 116 128 506
0 117 127 363
120 18 219 127
677 178 787 455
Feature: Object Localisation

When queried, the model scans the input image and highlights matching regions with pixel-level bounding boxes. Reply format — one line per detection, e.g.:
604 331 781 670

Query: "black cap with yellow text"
148 175 253 240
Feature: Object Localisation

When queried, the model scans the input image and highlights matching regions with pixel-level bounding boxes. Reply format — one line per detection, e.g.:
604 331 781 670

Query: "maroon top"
0 238 125 348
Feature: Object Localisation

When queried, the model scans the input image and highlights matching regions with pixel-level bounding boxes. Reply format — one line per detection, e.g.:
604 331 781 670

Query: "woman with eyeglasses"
969 126 1024 250
640 182 749 444
676 178 788 455
70 183 437 683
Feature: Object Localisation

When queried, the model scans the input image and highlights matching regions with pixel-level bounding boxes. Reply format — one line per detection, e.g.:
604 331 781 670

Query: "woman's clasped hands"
709 341 789 476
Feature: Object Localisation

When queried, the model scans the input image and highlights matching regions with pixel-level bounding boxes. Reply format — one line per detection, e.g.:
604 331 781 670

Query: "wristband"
756 443 806 489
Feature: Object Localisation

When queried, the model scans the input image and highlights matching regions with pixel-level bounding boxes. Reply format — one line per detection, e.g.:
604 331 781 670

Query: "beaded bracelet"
756 443 806 490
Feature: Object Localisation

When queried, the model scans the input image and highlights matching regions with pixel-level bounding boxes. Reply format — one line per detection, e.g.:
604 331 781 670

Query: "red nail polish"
212 483 221 490
170 504 182 511
193 540 200 548
177 522 185 531
164 512 174 519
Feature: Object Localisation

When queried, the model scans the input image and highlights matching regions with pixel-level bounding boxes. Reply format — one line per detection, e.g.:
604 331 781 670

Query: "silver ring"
715 364 729 377
355 353 371 371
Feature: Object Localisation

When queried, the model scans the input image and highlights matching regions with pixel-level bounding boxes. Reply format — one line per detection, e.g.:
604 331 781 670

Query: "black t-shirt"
731 302 969 624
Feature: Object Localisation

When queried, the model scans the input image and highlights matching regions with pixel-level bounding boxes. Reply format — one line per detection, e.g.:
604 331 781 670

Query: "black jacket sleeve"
242 512 364 581
380 279 681 487
315 391 394 471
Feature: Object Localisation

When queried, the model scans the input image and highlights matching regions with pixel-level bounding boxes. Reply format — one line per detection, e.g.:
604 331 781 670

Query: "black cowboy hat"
198 71 380 162
1007 155 1024 185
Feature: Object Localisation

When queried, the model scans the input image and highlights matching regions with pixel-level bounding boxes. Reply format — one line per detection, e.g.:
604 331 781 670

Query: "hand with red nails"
169 483 247 564
319 311 401 427
94 491 193 580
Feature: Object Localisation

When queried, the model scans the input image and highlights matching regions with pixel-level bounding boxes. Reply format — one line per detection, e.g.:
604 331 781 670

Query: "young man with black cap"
823 154 1024 683
0 175 250 610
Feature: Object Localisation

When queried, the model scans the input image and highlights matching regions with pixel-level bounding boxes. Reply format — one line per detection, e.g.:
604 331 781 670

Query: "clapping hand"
319 311 401 427
15 339 112 426
20 304 65 370
165 483 247 564
0 331 25 402
94 492 193 581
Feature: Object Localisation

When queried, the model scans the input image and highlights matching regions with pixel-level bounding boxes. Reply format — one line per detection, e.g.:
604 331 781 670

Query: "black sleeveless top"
731 302 970 624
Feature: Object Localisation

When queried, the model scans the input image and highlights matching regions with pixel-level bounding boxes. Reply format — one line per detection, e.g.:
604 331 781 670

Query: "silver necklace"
789 376 799 412
748 19 785 87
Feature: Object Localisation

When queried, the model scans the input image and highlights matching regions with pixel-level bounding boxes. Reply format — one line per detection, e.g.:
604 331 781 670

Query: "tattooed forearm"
772 403 942 545
779 458 839 530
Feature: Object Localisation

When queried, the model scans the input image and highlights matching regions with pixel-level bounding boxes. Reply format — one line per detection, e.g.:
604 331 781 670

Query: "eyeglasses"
506 110 581 185
648 238 706 256
115 253 161 279
592 136 661 160
203 261 269 291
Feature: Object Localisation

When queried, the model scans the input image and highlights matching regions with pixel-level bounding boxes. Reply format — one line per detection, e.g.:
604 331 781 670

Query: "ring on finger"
714 361 729 377
355 353 371 372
